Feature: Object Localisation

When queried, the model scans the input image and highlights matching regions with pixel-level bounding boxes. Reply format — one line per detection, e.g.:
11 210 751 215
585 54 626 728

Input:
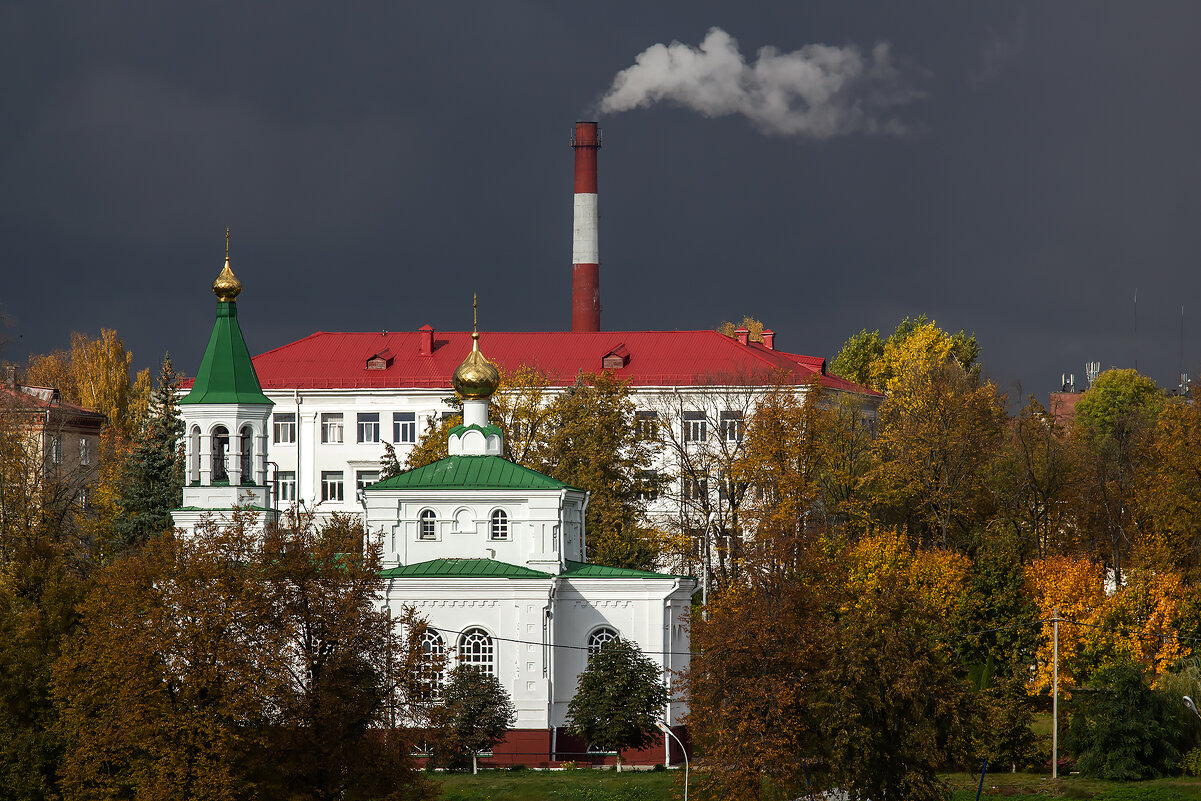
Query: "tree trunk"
472 752 478 775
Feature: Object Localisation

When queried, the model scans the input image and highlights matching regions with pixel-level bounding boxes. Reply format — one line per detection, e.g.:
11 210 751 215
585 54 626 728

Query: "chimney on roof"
761 329 775 350
419 325 434 356
734 326 750 346
571 121 601 332
5 366 15 389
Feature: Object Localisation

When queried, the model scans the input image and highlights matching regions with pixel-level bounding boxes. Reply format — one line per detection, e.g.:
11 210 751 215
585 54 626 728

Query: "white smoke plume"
598 27 922 139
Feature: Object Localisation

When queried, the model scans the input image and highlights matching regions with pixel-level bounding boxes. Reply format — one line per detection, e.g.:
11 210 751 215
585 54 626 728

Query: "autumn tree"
1136 397 1201 577
0 542 88 801
428 664 515 774
830 315 980 393
538 371 661 570
716 315 766 343
1073 368 1162 588
566 637 669 771
257 512 436 801
24 329 151 441
110 354 184 554
53 511 436 801
991 397 1079 558
687 540 976 801
871 336 1006 550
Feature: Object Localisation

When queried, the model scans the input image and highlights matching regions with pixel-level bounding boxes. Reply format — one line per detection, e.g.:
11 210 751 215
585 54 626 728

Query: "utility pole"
1052 608 1059 780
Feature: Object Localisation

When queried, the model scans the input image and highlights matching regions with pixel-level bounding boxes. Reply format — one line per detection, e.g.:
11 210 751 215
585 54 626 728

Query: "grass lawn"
434 768 681 801
945 771 1201 800
434 768 1201 801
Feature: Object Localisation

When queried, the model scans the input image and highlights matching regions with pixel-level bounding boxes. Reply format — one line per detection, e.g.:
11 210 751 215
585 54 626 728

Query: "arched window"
490 509 508 541
419 509 437 541
420 630 445 699
189 425 200 483
211 425 229 483
588 627 619 655
240 426 253 482
458 628 495 674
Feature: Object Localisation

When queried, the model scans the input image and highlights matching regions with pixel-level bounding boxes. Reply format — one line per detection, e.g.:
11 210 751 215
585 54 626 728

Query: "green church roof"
561 560 690 580
381 558 553 579
367 455 579 492
180 301 272 406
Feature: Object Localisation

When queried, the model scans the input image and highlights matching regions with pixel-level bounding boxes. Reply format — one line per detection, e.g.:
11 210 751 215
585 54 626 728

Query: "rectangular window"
356 470 379 497
277 471 296 502
635 410 658 439
321 413 344 444
440 411 456 422
79 437 91 466
78 487 90 510
357 412 380 443
273 413 296 444
636 470 659 502
682 412 707 443
393 412 417 443
50 435 63 464
321 471 344 502
720 411 744 444
683 476 708 502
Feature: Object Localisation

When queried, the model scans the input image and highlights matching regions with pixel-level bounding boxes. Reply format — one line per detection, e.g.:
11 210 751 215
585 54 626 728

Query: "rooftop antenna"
1180 305 1186 393
1086 361 1101 387
1133 288 1139 372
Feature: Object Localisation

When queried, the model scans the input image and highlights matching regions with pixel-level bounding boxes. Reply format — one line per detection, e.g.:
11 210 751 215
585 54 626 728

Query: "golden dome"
453 335 500 399
212 260 242 301
212 229 241 301
453 295 500 399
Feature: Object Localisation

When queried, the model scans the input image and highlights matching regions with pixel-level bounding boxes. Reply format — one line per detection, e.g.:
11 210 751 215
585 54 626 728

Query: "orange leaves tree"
1027 554 1188 694
53 511 436 801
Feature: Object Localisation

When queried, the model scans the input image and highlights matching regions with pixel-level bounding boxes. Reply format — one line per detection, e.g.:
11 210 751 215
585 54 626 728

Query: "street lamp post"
655 720 688 801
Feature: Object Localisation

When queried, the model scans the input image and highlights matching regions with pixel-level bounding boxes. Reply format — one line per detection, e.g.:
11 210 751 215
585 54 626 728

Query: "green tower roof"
180 300 272 406
367 455 579 491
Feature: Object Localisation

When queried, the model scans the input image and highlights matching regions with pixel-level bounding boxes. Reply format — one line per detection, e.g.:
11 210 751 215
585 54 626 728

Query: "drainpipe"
544 577 559 760
664 576 682 766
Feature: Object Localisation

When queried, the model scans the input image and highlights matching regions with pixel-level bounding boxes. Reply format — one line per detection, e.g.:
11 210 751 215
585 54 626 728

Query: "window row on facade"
418 508 510 541
271 412 423 446
275 410 745 448
418 625 620 687
47 435 93 466
634 410 745 443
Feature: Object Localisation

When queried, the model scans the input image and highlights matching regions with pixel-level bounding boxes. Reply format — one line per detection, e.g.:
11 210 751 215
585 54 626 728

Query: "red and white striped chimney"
571 121 601 332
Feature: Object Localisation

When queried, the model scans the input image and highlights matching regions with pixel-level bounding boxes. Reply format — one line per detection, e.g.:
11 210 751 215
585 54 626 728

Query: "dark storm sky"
2 3 1199 402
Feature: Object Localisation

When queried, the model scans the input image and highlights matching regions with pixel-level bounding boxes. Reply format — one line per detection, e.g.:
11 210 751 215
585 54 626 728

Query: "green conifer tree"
111 354 184 552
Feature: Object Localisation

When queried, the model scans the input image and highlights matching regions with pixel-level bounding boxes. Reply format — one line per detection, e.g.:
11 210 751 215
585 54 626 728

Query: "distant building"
0 367 106 529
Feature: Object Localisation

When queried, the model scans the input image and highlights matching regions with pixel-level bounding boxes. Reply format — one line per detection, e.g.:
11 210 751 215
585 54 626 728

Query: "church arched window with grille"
419 509 436 540
458 628 495 674
588 626 619 655
490 509 509 540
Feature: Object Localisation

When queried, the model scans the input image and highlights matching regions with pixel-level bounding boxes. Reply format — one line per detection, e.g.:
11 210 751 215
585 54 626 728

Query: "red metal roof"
0 385 108 419
240 329 878 395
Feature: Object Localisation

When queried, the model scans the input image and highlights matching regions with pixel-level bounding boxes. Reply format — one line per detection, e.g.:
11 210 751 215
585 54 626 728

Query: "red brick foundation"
412 726 690 769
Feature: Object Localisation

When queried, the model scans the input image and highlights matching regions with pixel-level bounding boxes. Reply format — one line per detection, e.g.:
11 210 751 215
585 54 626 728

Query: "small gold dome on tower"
212 227 242 301
452 295 500 399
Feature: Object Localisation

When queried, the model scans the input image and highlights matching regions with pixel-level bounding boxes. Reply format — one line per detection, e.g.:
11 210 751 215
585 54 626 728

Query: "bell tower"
173 230 277 533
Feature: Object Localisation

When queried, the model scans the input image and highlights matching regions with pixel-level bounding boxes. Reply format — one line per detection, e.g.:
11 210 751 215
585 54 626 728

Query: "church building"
173 251 696 768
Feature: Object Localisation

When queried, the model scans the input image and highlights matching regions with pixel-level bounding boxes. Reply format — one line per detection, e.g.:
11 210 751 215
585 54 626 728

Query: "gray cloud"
598 27 923 138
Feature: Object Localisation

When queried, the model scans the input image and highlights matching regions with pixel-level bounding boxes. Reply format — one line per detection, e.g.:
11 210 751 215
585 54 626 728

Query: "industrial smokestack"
571 121 601 332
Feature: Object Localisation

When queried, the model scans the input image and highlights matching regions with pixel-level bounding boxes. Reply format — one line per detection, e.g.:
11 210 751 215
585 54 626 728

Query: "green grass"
434 768 680 801
945 772 1201 800
433 769 1201 801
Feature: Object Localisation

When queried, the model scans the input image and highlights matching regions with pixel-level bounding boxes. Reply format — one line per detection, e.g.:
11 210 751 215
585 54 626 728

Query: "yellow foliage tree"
1027 555 1104 694
841 532 972 622
716 316 766 343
